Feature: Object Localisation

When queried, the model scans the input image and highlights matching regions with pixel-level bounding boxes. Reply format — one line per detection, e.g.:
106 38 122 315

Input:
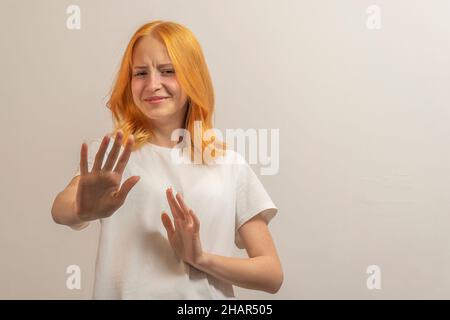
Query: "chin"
140 109 171 120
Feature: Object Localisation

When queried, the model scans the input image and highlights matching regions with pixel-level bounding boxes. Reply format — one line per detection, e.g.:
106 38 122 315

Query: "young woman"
51 20 283 299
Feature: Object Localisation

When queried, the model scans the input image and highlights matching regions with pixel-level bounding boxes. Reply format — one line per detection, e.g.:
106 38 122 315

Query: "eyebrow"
133 64 173 69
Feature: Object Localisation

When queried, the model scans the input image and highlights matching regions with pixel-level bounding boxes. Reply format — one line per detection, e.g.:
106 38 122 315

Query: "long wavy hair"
107 20 225 163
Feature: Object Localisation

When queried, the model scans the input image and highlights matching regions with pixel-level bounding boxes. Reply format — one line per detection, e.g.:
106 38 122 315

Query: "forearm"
194 253 283 294
51 189 89 230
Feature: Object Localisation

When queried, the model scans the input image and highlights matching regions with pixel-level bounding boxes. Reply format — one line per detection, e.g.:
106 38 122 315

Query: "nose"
145 70 163 91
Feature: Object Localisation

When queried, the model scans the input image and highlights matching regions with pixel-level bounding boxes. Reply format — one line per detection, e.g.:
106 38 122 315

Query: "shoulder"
213 149 247 166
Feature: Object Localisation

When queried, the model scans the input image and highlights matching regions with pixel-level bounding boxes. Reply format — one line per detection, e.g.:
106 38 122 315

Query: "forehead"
132 34 171 65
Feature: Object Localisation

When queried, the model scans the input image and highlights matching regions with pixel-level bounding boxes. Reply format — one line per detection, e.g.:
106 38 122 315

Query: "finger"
176 193 192 224
114 134 134 176
115 176 140 204
92 134 111 172
190 210 201 233
165 201 183 232
172 213 183 232
166 187 183 221
161 212 175 238
80 142 88 175
103 130 123 171
166 187 184 221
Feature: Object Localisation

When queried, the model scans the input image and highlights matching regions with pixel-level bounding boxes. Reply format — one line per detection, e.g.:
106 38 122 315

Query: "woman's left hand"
161 187 204 268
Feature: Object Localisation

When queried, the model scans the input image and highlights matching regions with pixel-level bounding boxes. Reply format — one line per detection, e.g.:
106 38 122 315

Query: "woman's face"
131 34 188 127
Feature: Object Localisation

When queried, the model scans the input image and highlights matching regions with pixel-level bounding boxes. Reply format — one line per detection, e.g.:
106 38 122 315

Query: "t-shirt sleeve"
73 137 111 177
234 153 278 249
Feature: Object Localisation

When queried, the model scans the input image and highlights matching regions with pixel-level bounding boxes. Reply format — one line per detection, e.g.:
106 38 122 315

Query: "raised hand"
75 130 140 221
161 187 204 267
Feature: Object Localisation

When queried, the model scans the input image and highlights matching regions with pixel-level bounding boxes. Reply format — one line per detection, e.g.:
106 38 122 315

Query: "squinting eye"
133 70 174 77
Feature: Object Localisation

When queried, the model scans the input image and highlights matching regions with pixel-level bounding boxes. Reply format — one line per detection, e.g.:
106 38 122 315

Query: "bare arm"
161 191 283 294
51 175 89 230
195 213 283 294
51 132 139 231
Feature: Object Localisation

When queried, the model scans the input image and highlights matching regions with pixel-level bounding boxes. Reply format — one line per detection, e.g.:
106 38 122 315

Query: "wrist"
194 252 211 272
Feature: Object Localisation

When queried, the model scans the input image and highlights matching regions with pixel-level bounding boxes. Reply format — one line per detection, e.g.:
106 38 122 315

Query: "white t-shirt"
74 137 278 299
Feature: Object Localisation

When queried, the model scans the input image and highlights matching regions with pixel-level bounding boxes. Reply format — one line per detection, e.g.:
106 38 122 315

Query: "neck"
148 115 187 148
150 128 182 148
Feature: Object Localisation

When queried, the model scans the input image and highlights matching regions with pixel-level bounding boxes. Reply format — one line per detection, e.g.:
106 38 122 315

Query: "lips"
145 96 169 102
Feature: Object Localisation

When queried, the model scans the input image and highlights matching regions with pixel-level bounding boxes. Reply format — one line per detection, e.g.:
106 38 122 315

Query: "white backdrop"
1 0 450 299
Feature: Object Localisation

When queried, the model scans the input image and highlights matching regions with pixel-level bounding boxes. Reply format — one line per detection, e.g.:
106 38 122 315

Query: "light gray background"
1 0 450 299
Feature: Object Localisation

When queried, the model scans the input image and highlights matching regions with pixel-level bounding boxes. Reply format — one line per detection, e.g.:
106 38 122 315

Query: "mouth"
144 97 170 104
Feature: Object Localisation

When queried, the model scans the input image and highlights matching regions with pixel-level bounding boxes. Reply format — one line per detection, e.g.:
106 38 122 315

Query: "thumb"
116 176 140 203
161 212 176 250
161 212 175 237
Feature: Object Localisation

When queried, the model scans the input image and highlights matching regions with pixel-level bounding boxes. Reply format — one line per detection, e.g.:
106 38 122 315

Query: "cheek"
163 78 181 96
131 80 142 100
165 80 187 106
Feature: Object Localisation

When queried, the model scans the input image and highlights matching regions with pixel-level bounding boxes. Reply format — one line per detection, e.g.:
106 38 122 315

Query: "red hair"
107 20 225 163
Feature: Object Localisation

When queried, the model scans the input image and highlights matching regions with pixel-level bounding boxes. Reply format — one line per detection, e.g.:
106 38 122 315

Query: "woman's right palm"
75 131 140 221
